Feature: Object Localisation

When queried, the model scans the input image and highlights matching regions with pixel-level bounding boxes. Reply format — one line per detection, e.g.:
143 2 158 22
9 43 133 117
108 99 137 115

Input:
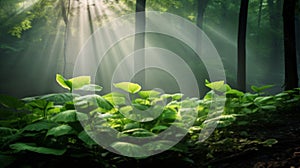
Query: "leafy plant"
0 74 299 167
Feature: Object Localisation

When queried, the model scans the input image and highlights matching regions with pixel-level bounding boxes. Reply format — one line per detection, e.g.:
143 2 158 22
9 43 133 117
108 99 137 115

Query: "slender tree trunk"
257 0 263 43
60 0 70 76
196 0 209 29
134 0 146 86
266 0 283 73
237 0 249 92
283 0 299 90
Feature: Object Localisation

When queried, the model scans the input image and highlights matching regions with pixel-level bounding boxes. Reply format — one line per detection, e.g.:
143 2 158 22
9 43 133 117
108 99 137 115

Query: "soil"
206 105 300 168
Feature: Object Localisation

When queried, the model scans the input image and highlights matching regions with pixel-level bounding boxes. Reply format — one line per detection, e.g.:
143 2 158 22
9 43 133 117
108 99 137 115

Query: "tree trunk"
60 0 69 76
283 0 299 90
133 0 146 86
237 0 249 92
257 0 263 43
196 0 209 29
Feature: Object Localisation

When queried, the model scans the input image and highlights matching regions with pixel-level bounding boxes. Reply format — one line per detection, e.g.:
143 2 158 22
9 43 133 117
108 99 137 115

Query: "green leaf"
10 143 66 155
56 74 72 90
74 95 114 110
78 131 97 146
138 90 161 99
22 121 58 132
56 74 91 91
172 93 184 100
36 93 76 105
69 76 91 90
77 84 103 92
262 138 278 147
46 125 75 137
0 94 24 109
260 105 276 111
111 142 147 157
51 110 88 123
103 92 126 105
226 89 244 97
142 140 173 151
123 123 140 130
251 85 274 93
205 80 226 92
150 125 168 133
114 82 141 94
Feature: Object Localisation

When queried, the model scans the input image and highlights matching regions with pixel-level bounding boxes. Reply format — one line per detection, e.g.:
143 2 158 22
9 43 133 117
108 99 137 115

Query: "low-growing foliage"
0 74 299 167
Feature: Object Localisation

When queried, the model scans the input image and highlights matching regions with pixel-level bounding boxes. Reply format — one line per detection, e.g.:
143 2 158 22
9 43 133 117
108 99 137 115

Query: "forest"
0 0 300 167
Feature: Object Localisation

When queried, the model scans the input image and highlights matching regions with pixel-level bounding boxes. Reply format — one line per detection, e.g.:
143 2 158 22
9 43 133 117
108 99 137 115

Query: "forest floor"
206 106 300 168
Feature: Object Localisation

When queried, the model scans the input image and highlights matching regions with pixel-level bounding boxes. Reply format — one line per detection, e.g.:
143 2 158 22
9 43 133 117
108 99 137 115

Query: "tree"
60 0 70 76
283 0 299 90
133 0 146 86
237 0 249 92
196 0 209 29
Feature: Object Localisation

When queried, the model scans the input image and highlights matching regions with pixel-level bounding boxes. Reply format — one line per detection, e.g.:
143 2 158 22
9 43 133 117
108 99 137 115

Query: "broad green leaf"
160 109 177 122
150 125 168 133
78 131 97 146
56 74 72 90
111 141 147 157
138 90 161 99
103 92 126 105
74 95 114 110
123 123 140 130
77 84 102 92
10 143 66 155
254 96 274 104
22 121 58 132
0 94 24 109
51 110 88 123
133 98 151 106
260 105 276 111
46 125 75 137
119 106 133 114
172 93 184 100
38 93 76 105
142 140 173 151
69 76 91 89
114 82 141 94
205 80 226 92
262 138 278 147
251 85 274 93
226 89 244 97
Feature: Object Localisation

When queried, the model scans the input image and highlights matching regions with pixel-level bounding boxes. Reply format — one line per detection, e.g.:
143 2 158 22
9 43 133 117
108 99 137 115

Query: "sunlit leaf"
138 90 161 99
56 74 72 90
51 110 88 123
114 82 141 94
205 80 226 92
77 84 103 92
46 125 75 137
69 76 91 89
103 92 126 105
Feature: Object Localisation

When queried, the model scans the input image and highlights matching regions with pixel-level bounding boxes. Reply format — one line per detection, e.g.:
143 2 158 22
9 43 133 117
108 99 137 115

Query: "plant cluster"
0 74 299 167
